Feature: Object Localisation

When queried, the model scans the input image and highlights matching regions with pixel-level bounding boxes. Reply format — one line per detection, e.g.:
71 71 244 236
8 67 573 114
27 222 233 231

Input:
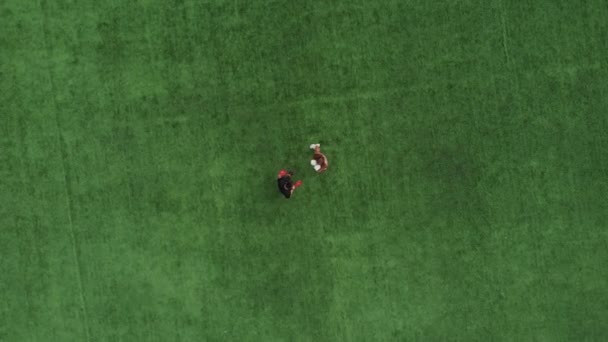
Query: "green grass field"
2 0 607 340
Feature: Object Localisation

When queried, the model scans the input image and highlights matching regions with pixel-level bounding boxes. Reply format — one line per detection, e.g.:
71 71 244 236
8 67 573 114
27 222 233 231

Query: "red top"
313 153 328 172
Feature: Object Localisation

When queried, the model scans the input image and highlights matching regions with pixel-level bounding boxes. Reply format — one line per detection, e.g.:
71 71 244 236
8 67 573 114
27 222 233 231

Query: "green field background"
1 0 607 341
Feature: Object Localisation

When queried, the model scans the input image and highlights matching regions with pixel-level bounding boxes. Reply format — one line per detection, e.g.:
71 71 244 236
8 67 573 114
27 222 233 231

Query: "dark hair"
278 176 293 198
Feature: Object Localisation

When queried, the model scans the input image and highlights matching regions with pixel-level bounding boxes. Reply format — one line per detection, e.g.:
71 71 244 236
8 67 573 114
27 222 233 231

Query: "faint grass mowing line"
284 85 426 107
36 0 91 340
499 0 511 66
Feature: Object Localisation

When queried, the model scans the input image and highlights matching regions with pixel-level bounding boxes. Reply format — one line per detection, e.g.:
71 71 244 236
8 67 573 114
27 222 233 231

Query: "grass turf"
1 0 608 340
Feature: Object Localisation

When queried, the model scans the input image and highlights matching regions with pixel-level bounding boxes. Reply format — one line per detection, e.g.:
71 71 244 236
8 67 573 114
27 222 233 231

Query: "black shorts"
277 176 293 198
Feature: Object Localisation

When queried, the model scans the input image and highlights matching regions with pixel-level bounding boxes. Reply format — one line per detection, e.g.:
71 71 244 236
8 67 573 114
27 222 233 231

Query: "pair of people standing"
277 144 329 199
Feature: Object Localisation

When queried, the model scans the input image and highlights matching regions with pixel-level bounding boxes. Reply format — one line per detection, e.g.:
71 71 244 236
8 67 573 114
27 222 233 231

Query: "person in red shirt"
277 170 302 199
309 144 328 173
